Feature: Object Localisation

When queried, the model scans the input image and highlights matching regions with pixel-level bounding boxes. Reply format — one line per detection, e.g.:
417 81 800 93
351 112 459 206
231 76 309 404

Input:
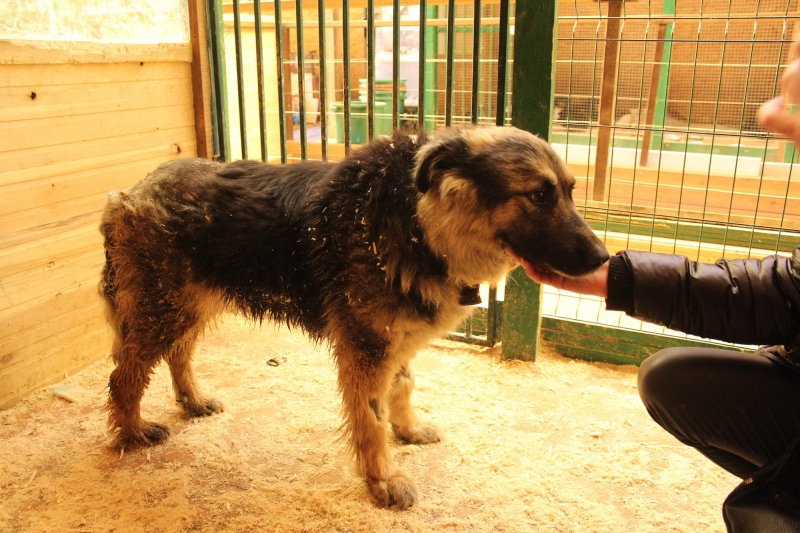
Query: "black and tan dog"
99 126 609 509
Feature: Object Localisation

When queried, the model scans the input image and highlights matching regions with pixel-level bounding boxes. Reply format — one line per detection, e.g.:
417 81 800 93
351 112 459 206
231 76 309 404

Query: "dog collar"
459 285 482 306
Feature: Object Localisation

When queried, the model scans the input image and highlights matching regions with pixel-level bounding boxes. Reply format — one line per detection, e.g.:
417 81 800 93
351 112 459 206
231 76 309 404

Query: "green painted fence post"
205 0 230 162
501 0 558 361
651 0 674 154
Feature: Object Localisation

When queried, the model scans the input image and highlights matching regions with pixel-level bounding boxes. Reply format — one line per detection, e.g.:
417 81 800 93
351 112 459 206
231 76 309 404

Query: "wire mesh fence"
550 0 800 342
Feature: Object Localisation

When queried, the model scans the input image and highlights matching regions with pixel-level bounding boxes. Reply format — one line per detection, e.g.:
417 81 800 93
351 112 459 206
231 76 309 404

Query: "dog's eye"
529 190 547 204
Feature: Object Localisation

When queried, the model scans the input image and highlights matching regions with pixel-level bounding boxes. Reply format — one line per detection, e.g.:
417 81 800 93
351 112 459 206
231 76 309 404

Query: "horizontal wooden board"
541 317 749 367
0 196 105 241
0 152 190 217
0 284 102 342
0 311 107 373
0 210 100 250
597 228 788 263
0 130 196 175
0 78 194 122
224 0 509 15
0 248 103 309
0 102 195 153
0 223 103 277
2 61 191 88
0 40 192 65
573 176 800 219
0 139 193 188
0 327 111 410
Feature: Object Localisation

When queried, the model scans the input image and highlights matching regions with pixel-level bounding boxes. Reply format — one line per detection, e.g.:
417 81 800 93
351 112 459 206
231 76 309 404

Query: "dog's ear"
414 132 471 194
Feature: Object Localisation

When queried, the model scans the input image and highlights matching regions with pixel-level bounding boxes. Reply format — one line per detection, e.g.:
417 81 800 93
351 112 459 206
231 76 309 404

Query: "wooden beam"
188 0 214 159
639 22 667 167
0 40 192 65
593 0 623 201
224 0 505 13
228 17 515 28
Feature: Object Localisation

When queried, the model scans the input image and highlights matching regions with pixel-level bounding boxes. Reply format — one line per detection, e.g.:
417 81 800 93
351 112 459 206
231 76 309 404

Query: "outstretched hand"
758 38 800 144
506 251 610 299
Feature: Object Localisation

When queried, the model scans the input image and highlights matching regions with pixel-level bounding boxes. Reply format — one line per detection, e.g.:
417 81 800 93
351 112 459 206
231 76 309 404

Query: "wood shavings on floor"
0 314 736 532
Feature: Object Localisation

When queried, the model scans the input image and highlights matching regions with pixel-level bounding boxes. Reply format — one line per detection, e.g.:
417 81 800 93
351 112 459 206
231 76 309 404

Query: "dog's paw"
369 470 418 510
182 397 225 417
119 421 171 447
393 422 442 445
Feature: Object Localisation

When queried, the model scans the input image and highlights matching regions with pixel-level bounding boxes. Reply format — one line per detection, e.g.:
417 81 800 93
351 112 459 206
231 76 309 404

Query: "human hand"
506 250 610 298
758 37 800 143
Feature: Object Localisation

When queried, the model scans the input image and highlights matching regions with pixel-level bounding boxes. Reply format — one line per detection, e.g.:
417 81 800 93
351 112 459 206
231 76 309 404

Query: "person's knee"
638 347 693 411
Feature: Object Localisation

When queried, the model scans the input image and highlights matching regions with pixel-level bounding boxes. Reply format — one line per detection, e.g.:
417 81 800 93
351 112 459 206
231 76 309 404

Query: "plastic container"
358 78 407 115
330 101 391 144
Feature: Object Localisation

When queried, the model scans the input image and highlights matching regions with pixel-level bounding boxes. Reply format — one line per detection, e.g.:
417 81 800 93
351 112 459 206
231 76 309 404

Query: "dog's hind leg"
108 343 171 447
167 327 224 417
336 342 418 509
388 365 442 445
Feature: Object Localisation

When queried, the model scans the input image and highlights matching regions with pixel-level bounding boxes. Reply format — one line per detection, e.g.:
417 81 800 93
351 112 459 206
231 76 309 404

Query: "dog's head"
414 126 609 281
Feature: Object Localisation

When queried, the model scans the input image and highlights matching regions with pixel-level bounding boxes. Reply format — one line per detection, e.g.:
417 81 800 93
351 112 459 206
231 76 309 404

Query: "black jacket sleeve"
605 247 800 345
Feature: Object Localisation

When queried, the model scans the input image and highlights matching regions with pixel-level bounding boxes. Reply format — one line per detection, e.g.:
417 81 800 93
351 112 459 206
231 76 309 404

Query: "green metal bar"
295 0 308 159
205 0 229 161
502 0 557 361
651 0 675 154
445 0 455 126
318 0 329 160
343 0 352 154
232 0 248 159
393 0 400 129
367 0 375 139
254 0 268 161
418 0 427 132
471 0 480 124
495 0 509 127
274 0 288 163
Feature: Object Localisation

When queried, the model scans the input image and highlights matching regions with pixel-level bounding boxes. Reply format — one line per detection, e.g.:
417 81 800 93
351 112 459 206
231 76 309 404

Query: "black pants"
638 347 800 479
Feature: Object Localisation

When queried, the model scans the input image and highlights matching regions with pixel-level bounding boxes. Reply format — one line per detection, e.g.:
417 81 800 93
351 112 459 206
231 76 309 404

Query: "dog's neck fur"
415 192 514 288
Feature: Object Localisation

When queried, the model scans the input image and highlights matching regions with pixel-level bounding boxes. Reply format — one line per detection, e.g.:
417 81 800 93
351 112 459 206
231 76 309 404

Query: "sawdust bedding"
1 314 737 533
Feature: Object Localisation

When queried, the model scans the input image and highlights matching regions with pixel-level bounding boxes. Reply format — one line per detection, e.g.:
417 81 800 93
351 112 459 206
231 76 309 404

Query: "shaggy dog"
99 126 609 509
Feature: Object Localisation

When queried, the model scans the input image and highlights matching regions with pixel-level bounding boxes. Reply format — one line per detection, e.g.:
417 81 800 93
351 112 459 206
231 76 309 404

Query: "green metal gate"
203 0 799 363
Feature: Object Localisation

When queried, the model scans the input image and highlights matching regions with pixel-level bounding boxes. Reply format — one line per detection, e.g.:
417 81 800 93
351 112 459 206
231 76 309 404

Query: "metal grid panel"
213 0 516 346
553 0 800 339
216 0 515 164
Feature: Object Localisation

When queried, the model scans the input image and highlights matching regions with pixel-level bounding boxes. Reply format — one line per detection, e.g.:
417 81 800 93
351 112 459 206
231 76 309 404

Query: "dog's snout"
592 248 611 269
587 241 611 271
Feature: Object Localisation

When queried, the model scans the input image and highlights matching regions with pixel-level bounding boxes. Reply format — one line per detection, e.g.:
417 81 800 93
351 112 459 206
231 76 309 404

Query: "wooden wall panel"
0 41 197 409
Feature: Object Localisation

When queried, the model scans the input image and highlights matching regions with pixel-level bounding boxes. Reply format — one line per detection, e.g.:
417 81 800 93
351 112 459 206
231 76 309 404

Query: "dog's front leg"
388 365 442 445
336 345 418 509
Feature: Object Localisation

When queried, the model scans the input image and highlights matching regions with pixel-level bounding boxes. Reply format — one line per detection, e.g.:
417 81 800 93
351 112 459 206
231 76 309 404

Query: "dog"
99 126 609 509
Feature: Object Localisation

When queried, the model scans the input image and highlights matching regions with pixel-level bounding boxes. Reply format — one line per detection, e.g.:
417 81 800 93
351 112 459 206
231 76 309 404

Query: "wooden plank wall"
0 40 198 409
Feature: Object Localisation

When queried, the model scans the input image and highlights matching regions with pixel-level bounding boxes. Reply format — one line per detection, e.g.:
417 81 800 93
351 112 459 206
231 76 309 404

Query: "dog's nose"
589 249 611 271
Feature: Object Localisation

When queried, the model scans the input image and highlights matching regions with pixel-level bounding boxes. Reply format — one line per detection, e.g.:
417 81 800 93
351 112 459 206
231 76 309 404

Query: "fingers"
758 96 800 144
759 57 800 145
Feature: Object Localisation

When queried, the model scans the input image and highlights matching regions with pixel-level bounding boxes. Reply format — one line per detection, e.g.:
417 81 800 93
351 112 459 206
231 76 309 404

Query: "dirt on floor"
0 314 737 533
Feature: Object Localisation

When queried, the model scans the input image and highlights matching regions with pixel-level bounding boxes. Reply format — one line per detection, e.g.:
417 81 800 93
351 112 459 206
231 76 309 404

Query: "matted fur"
99 126 608 509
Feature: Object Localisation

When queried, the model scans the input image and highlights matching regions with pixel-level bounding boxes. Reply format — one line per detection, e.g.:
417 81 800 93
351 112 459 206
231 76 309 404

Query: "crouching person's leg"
637 347 800 479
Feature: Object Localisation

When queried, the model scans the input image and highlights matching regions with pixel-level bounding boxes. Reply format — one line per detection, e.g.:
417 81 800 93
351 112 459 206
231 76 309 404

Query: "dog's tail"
98 190 129 313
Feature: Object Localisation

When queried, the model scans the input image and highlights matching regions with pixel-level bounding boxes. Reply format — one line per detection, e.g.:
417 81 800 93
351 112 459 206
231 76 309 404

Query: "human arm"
512 248 800 346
